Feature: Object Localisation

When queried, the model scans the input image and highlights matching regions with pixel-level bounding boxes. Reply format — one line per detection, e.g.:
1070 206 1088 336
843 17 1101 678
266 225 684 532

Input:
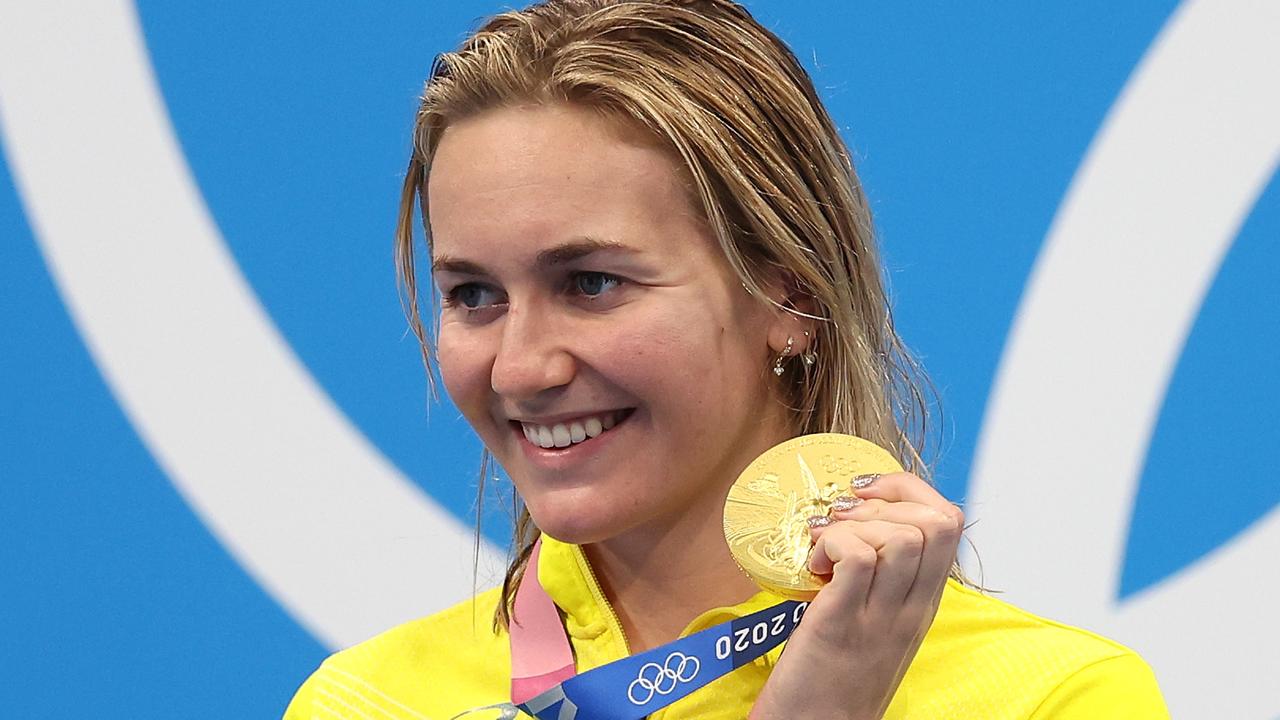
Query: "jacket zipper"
575 547 632 656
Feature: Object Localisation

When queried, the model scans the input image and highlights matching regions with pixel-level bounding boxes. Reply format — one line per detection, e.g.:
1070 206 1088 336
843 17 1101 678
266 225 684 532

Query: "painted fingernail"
831 495 863 512
807 515 833 528
851 473 880 490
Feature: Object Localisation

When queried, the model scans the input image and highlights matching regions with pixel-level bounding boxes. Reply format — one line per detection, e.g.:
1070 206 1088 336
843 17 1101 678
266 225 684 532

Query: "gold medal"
722 433 904 599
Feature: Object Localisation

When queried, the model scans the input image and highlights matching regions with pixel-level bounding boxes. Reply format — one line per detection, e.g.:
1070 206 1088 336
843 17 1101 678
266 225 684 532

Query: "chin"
524 492 637 547
529 510 618 547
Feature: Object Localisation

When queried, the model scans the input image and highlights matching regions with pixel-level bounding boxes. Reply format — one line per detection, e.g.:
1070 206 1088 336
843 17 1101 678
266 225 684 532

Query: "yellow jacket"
285 536 1169 719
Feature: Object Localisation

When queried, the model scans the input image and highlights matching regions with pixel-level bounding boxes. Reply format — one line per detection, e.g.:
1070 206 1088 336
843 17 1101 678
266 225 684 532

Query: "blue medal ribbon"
517 599 807 720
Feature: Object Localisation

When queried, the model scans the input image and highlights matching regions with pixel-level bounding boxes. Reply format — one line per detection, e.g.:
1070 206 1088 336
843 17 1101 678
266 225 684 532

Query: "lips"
516 409 633 449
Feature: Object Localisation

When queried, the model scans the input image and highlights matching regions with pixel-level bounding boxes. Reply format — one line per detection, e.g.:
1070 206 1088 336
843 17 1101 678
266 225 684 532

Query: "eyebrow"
431 236 634 276
536 236 632 266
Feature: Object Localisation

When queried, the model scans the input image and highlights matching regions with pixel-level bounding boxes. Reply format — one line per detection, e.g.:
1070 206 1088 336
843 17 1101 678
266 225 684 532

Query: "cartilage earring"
772 336 794 376
801 330 817 367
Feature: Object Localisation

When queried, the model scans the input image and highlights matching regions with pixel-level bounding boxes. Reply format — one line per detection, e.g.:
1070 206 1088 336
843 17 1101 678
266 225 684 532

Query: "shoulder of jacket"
1027 651 1169 718
283 587 507 719
902 580 1164 717
326 585 506 673
934 579 1138 659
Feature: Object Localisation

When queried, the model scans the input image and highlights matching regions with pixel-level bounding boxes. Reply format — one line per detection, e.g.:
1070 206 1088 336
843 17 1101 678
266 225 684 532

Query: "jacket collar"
533 534 913 717
536 534 783 652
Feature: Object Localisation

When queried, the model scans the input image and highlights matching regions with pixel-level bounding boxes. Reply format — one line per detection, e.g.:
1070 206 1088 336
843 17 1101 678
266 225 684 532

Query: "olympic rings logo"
626 651 701 706
819 454 857 475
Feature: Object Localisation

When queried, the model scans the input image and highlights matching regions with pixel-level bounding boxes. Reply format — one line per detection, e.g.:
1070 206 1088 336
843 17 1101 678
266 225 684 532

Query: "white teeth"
552 424 571 447
521 411 625 449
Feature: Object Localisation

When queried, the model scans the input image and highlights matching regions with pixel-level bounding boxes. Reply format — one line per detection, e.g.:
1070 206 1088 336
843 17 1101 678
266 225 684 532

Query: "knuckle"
849 545 878 568
929 506 965 535
891 527 925 554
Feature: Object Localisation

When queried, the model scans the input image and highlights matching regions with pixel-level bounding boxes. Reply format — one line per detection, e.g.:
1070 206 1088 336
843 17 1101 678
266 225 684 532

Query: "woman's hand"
748 472 965 720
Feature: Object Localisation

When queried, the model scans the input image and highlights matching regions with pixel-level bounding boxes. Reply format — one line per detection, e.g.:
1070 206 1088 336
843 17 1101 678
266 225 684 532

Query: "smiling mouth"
514 409 635 450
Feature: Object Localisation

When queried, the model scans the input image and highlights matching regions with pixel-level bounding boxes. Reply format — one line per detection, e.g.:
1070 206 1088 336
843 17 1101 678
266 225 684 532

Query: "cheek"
435 327 493 419
589 303 762 413
578 326 659 396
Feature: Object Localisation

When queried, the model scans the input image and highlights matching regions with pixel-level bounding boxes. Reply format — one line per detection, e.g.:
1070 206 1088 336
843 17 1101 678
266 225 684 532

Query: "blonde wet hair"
395 0 964 628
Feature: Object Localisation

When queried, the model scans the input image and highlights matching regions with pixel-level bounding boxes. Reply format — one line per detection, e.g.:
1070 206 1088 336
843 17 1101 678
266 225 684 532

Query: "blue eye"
447 283 502 309
573 272 621 297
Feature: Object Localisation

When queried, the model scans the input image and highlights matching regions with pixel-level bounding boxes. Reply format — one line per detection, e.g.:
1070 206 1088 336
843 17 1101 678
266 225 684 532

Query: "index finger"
849 471 959 515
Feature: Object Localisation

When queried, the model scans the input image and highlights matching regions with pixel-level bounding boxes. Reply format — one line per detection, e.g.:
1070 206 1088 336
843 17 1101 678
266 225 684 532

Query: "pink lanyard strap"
509 538 577 704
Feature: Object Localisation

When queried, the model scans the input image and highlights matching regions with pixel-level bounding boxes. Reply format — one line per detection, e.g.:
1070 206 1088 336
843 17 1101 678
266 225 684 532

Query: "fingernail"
831 495 863 512
851 473 880 490
807 515 832 528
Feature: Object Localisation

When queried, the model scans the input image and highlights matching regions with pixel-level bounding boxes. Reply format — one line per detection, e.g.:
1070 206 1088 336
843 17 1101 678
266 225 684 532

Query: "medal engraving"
723 433 904 599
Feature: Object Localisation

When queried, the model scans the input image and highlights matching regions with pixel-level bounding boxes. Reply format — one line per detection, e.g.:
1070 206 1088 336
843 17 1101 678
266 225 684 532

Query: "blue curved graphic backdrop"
1 2 1275 718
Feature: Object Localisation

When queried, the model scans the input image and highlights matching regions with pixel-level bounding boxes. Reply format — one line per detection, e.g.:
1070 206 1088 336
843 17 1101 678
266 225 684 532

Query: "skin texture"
427 103 963 719
428 103 797 644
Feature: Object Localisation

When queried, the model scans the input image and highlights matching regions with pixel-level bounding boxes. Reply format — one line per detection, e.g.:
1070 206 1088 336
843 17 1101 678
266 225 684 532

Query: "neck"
582 490 760 653
578 392 794 653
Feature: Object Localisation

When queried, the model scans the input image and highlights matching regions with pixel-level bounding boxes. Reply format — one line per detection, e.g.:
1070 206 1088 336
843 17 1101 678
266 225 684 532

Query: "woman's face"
428 103 794 545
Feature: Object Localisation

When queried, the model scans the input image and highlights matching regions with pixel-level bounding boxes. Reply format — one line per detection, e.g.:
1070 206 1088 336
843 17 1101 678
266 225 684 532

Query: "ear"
764 272 818 356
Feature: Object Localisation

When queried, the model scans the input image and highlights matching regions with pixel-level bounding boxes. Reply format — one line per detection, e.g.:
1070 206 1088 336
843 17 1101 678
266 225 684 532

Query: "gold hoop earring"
772 336 794 376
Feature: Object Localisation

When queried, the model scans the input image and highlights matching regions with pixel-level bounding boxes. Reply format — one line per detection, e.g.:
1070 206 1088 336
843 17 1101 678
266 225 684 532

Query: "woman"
286 1 1169 717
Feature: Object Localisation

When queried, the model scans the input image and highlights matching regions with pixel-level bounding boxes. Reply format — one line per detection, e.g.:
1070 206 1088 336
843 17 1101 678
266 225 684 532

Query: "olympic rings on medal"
626 651 701 705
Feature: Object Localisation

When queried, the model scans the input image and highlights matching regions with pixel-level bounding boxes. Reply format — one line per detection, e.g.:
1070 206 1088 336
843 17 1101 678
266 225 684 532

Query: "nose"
490 300 575 401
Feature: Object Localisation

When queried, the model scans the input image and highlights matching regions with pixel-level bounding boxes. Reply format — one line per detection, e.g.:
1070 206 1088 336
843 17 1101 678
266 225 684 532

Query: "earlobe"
767 322 819 379
766 302 817 357
767 323 796 356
